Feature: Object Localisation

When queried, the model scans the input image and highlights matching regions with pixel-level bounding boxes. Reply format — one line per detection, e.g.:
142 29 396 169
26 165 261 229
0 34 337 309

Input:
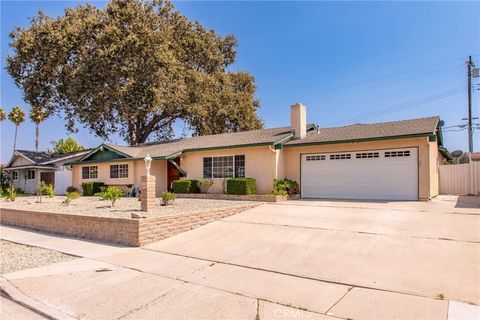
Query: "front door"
40 171 55 187
167 158 181 191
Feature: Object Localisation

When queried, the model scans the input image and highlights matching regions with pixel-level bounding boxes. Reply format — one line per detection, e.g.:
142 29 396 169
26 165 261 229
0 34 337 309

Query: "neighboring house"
4 149 90 194
68 104 447 201
470 152 480 161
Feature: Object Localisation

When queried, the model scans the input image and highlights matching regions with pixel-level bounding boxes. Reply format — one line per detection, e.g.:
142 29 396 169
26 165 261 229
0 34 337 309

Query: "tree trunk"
35 123 39 152
13 126 18 152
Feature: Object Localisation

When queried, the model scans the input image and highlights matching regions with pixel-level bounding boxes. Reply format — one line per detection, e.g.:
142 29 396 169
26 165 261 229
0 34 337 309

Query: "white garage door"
301 148 418 200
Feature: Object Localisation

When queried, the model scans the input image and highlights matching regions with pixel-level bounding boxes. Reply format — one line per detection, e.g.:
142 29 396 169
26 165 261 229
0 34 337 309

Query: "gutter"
284 132 435 148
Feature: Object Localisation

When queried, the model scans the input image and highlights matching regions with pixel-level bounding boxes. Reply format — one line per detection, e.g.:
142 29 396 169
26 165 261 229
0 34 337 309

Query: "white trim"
6 151 36 167
109 163 129 179
202 154 245 179
81 165 99 180
26 169 36 180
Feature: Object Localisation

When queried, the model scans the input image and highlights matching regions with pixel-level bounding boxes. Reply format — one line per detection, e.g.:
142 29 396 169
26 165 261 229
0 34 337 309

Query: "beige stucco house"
68 104 447 201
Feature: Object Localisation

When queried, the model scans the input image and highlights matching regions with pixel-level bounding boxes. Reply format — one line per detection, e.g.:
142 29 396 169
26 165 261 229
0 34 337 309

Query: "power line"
325 86 465 126
261 57 464 107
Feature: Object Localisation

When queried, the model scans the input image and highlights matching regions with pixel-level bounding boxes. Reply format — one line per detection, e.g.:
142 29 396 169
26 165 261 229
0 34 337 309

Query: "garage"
301 148 418 200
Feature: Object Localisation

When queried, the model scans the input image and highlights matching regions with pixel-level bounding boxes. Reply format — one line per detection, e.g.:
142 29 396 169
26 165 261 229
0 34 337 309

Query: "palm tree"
8 106 26 152
0 107 6 122
29 107 47 152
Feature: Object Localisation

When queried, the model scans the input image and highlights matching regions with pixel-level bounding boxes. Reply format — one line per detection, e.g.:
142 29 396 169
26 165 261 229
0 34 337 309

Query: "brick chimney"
291 103 307 139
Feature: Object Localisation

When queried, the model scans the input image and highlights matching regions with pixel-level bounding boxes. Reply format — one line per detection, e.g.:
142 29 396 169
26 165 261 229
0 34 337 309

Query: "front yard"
1 196 257 219
1 196 259 246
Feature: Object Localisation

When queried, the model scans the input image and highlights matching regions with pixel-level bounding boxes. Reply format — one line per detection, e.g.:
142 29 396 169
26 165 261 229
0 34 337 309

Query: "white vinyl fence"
439 161 480 195
54 169 73 195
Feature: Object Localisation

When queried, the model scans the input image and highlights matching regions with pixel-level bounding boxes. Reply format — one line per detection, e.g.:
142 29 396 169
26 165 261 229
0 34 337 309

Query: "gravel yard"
2 196 257 219
1 240 76 274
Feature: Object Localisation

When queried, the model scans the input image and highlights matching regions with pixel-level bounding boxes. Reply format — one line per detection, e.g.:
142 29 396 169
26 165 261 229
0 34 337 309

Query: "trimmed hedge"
172 179 200 194
82 182 105 196
226 178 256 195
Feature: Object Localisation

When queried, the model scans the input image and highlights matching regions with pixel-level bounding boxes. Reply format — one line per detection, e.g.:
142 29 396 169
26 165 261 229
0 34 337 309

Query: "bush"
161 192 176 206
172 179 200 193
270 178 299 196
5 185 16 201
270 189 287 196
96 186 124 207
66 186 78 193
62 191 80 206
36 182 54 203
226 178 256 195
82 182 105 196
197 179 214 194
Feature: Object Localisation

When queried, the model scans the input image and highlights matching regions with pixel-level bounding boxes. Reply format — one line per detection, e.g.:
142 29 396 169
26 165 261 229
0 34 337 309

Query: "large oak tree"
7 0 263 145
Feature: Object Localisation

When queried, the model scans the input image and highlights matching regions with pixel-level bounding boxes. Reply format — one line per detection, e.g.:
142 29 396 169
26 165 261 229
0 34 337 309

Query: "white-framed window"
27 169 36 180
82 166 98 179
12 171 18 181
110 164 128 179
203 155 245 178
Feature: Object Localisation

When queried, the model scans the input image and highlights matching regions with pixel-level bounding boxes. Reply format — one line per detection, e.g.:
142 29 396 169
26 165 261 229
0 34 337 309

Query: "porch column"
140 175 156 212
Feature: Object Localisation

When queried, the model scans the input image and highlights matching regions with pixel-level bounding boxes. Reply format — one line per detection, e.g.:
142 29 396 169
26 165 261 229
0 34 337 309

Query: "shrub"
161 192 176 206
269 189 287 196
172 179 200 193
66 186 78 193
36 182 54 203
226 178 256 195
197 179 214 194
270 178 299 196
62 191 80 206
5 185 16 201
82 182 105 196
96 186 124 207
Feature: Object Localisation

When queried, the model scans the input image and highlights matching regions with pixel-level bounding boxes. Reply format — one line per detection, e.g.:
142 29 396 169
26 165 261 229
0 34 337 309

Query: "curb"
0 278 77 320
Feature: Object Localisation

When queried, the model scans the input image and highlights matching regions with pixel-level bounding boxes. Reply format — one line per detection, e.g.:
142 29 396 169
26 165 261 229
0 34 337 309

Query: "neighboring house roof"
471 152 480 161
285 116 440 146
73 116 442 164
6 149 91 168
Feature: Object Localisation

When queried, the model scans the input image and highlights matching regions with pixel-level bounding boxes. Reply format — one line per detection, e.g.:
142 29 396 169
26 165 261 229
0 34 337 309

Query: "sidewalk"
1 225 479 320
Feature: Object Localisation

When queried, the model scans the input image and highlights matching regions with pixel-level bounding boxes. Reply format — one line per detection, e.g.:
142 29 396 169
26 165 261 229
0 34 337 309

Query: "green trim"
66 156 166 166
439 146 453 160
284 132 434 148
274 144 283 150
273 134 294 145
165 151 183 160
168 159 186 177
429 135 437 142
78 144 132 163
181 142 273 154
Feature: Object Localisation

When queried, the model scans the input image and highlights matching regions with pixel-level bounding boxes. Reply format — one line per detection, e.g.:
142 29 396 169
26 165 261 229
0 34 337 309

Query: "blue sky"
1 1 479 162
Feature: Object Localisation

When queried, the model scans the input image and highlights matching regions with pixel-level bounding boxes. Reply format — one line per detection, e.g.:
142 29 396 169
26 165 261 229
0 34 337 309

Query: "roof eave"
284 132 435 147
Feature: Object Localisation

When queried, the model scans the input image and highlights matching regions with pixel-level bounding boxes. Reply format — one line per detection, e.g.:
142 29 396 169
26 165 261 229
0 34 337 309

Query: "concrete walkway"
1 198 479 319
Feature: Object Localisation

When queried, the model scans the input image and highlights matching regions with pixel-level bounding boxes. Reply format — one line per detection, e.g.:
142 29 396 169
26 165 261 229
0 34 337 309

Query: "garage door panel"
301 148 418 200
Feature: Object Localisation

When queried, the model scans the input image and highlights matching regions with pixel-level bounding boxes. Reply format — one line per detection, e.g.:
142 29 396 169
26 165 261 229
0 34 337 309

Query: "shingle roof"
285 116 440 145
106 126 294 158
13 149 90 165
89 116 440 160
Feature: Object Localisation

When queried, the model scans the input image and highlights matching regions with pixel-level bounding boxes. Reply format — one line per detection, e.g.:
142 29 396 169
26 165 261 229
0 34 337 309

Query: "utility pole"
466 56 474 153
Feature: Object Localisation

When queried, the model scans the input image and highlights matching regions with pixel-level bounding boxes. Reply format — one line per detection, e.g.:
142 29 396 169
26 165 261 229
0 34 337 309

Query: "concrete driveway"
1 196 479 319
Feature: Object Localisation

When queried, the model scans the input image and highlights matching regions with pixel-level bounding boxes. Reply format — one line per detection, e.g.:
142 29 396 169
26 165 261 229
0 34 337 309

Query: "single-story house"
68 103 447 201
4 149 90 194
